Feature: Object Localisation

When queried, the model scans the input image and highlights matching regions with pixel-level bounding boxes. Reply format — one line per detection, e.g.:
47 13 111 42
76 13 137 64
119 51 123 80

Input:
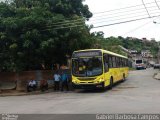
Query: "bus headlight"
98 78 104 82
72 80 76 83
95 78 104 83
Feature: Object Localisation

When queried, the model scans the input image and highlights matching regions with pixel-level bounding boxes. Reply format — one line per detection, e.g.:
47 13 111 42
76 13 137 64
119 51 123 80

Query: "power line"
35 14 160 32
52 1 160 25
93 14 160 29
89 6 156 21
29 1 160 27
14 1 160 32
141 0 151 17
93 1 160 15
154 0 160 10
42 18 85 27
42 7 159 28
41 20 84 28
47 4 159 27
16 13 160 34
152 0 160 24
41 24 86 31
88 9 159 24
20 10 160 33
46 10 160 28
18 1 160 32
22 7 160 32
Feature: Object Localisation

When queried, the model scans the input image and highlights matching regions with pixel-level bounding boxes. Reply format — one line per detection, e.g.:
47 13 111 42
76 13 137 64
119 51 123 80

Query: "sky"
84 0 160 41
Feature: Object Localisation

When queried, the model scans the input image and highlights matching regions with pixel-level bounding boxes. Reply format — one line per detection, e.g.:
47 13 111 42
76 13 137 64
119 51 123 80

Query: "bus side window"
112 56 115 68
116 57 119 68
122 58 124 67
125 59 127 67
127 60 129 67
104 54 109 72
123 59 125 67
123 58 125 67
120 58 123 67
109 55 113 68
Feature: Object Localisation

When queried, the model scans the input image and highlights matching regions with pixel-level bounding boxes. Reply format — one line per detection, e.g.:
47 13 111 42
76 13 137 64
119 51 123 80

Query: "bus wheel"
108 77 113 90
100 82 105 91
122 74 126 81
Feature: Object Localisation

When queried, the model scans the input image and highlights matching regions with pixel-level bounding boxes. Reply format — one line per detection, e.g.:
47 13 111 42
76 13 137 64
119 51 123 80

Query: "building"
141 50 153 58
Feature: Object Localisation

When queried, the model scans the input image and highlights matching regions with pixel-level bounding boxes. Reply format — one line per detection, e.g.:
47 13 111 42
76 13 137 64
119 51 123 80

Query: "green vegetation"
0 0 94 71
0 0 159 72
94 35 159 57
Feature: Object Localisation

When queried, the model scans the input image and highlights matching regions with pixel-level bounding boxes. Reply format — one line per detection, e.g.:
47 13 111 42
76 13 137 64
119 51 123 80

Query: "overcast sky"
84 0 160 41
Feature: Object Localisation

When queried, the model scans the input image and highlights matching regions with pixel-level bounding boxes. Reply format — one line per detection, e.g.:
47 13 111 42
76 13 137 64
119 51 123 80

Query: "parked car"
154 64 160 69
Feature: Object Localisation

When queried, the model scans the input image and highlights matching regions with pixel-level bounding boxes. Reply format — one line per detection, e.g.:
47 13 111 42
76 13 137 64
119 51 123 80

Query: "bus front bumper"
72 82 104 89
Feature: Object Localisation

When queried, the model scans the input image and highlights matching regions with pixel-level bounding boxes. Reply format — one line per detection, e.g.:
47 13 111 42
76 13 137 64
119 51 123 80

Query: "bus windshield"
72 57 103 77
136 60 143 64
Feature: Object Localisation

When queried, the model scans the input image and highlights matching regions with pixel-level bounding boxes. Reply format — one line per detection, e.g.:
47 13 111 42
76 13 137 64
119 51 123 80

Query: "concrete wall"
0 72 17 82
0 72 18 90
0 70 71 91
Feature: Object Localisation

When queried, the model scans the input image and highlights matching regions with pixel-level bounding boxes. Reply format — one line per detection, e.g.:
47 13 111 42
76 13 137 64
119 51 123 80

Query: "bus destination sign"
72 51 102 58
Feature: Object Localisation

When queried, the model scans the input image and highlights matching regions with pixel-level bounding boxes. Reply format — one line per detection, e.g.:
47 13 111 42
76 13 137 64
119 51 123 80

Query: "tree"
0 0 93 71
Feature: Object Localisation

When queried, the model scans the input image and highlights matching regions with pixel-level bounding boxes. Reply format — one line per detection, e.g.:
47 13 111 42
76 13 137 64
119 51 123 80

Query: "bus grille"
77 77 96 81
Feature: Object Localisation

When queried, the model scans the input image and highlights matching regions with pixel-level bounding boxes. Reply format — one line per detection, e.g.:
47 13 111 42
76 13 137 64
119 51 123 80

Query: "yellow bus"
71 49 129 90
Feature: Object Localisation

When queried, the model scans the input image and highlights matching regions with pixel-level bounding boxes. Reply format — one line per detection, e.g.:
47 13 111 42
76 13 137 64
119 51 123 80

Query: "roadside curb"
0 90 54 97
0 89 75 97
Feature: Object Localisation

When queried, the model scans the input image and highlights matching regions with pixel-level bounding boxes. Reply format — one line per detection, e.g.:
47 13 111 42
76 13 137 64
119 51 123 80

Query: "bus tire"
108 77 113 90
122 74 126 81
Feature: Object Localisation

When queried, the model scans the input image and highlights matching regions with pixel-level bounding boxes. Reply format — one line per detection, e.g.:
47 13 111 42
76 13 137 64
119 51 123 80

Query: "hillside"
95 36 159 57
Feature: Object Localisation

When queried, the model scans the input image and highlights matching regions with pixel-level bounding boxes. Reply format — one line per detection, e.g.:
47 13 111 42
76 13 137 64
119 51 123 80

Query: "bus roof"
73 49 128 59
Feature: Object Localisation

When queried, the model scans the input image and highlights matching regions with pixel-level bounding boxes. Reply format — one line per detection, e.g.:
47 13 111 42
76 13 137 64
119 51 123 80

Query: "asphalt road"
0 68 160 115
